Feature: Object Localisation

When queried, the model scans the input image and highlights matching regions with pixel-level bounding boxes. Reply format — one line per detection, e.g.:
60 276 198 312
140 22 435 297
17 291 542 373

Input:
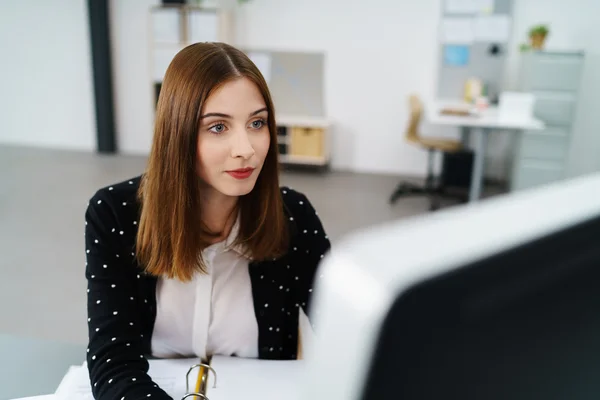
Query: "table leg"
461 126 471 145
469 127 488 202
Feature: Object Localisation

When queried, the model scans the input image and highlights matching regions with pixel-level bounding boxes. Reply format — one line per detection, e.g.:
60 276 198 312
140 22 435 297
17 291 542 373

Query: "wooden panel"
290 127 324 158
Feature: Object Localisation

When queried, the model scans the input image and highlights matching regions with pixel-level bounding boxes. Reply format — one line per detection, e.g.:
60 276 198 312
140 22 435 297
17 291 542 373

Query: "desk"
0 334 85 399
428 101 545 202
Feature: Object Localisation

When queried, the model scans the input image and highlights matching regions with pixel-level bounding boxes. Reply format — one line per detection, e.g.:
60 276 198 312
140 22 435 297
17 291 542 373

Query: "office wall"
235 0 442 175
110 0 159 155
506 0 600 178
111 0 442 176
0 0 96 151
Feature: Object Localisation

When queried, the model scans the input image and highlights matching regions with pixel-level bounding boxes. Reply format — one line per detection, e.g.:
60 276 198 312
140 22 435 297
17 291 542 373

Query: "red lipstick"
226 167 255 180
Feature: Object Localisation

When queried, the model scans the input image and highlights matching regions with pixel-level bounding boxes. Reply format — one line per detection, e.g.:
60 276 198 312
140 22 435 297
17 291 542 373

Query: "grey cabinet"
511 51 584 191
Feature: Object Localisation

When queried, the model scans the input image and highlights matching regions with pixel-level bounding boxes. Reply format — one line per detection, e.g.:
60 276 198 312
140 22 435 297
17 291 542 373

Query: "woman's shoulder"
89 176 142 208
279 186 323 229
86 176 142 233
279 186 313 211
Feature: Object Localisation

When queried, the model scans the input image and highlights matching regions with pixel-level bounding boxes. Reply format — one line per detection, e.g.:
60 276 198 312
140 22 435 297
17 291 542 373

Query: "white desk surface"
428 100 545 131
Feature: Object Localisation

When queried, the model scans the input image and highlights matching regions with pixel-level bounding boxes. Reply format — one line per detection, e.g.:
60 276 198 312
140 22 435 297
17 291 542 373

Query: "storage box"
290 127 324 158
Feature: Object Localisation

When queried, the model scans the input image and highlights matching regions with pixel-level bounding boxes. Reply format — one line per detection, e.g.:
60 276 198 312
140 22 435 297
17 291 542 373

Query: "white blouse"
151 218 259 359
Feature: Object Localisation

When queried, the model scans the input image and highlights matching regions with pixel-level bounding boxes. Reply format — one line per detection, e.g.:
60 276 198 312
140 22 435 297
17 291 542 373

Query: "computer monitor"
303 173 600 400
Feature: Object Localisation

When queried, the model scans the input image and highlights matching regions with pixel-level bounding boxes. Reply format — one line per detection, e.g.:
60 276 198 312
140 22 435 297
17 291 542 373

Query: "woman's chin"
217 178 258 197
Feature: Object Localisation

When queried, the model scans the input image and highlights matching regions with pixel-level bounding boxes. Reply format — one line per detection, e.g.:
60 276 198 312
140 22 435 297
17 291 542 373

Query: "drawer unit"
518 128 569 161
512 159 564 191
511 51 584 192
275 116 331 167
533 93 577 126
520 52 584 92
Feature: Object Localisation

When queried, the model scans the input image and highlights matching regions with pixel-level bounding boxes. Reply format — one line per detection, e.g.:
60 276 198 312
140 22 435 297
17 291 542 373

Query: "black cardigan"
85 176 331 399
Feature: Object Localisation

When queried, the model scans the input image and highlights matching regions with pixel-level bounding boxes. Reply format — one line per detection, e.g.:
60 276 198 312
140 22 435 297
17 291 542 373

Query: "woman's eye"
251 120 265 129
209 123 225 134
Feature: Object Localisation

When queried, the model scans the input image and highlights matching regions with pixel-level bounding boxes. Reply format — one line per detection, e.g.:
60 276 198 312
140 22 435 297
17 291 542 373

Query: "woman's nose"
230 129 255 159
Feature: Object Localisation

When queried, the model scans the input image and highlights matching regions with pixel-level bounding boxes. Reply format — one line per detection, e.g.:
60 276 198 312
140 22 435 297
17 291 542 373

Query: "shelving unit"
149 4 224 104
276 116 331 167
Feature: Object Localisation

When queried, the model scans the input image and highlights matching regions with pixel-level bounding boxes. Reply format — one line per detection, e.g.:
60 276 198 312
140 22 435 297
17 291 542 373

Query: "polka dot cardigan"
85 176 331 399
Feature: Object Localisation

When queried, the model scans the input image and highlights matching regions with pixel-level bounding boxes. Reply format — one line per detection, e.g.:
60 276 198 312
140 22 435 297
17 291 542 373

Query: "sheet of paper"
188 10 218 43
54 366 94 400
53 359 196 400
147 358 195 398
247 52 272 83
298 308 314 359
9 395 56 400
441 17 474 44
473 15 511 42
444 45 470 66
153 46 184 82
151 8 180 44
445 0 494 14
208 356 304 400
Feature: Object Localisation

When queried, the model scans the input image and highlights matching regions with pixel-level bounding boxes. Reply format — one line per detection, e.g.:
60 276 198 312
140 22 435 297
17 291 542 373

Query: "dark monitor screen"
361 215 600 400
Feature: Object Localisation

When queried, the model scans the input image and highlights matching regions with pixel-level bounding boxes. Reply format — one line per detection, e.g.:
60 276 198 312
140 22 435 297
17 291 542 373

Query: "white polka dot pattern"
84 179 330 399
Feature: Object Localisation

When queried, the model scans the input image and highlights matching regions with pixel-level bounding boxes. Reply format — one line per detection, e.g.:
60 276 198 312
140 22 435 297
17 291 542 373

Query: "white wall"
112 0 442 176
235 0 442 174
7 1 599 178
0 0 96 151
110 0 159 154
506 0 600 178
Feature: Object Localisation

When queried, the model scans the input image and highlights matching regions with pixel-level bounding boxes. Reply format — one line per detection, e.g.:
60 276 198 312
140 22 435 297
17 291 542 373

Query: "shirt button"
259 310 265 317
261 346 269 353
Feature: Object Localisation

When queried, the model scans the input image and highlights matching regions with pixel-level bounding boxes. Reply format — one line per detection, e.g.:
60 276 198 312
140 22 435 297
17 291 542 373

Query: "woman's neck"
199 188 238 243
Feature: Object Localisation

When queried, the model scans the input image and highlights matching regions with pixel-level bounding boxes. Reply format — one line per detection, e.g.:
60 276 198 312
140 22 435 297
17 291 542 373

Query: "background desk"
428 102 545 202
0 334 85 399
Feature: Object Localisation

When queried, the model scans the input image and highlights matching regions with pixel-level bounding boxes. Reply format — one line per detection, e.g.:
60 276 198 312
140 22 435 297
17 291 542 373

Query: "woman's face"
196 77 271 199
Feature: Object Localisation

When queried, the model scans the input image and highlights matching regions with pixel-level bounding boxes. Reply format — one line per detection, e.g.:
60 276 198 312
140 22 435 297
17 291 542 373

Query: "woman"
85 42 330 399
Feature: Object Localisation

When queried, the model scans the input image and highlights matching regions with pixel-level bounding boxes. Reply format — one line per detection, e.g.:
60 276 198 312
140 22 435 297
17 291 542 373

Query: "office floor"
0 145 499 345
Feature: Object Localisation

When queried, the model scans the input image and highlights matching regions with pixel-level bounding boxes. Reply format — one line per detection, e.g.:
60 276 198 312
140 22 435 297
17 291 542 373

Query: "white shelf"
276 115 331 128
279 154 329 166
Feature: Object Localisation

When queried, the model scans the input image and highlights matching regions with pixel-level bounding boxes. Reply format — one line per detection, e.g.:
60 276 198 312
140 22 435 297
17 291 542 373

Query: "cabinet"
511 51 584 191
149 5 223 105
276 116 331 167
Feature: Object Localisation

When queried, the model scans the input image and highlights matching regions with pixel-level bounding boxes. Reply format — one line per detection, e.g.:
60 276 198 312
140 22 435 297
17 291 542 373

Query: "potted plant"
529 24 549 50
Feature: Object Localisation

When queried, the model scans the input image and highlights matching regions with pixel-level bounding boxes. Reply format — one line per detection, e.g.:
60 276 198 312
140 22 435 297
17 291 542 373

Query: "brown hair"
136 42 289 281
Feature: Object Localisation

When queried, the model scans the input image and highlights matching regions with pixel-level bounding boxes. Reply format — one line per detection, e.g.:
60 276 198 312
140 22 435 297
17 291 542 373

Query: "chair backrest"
405 94 423 142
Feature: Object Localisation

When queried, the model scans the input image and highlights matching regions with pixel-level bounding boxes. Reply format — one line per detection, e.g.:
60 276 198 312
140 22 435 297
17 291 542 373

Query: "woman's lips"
226 167 255 179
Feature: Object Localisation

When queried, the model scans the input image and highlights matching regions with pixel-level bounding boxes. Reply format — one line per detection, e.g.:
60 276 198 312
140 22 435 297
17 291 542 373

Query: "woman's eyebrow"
200 112 231 119
200 107 268 120
249 107 268 116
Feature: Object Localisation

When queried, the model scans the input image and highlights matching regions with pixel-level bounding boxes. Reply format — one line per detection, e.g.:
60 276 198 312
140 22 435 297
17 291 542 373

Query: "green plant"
529 24 549 37
519 43 531 52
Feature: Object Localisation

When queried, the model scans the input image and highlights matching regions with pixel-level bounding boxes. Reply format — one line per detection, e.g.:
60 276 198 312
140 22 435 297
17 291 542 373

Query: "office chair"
389 95 463 210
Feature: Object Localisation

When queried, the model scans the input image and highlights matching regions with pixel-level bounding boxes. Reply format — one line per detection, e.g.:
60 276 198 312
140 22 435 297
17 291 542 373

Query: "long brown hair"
136 42 289 281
